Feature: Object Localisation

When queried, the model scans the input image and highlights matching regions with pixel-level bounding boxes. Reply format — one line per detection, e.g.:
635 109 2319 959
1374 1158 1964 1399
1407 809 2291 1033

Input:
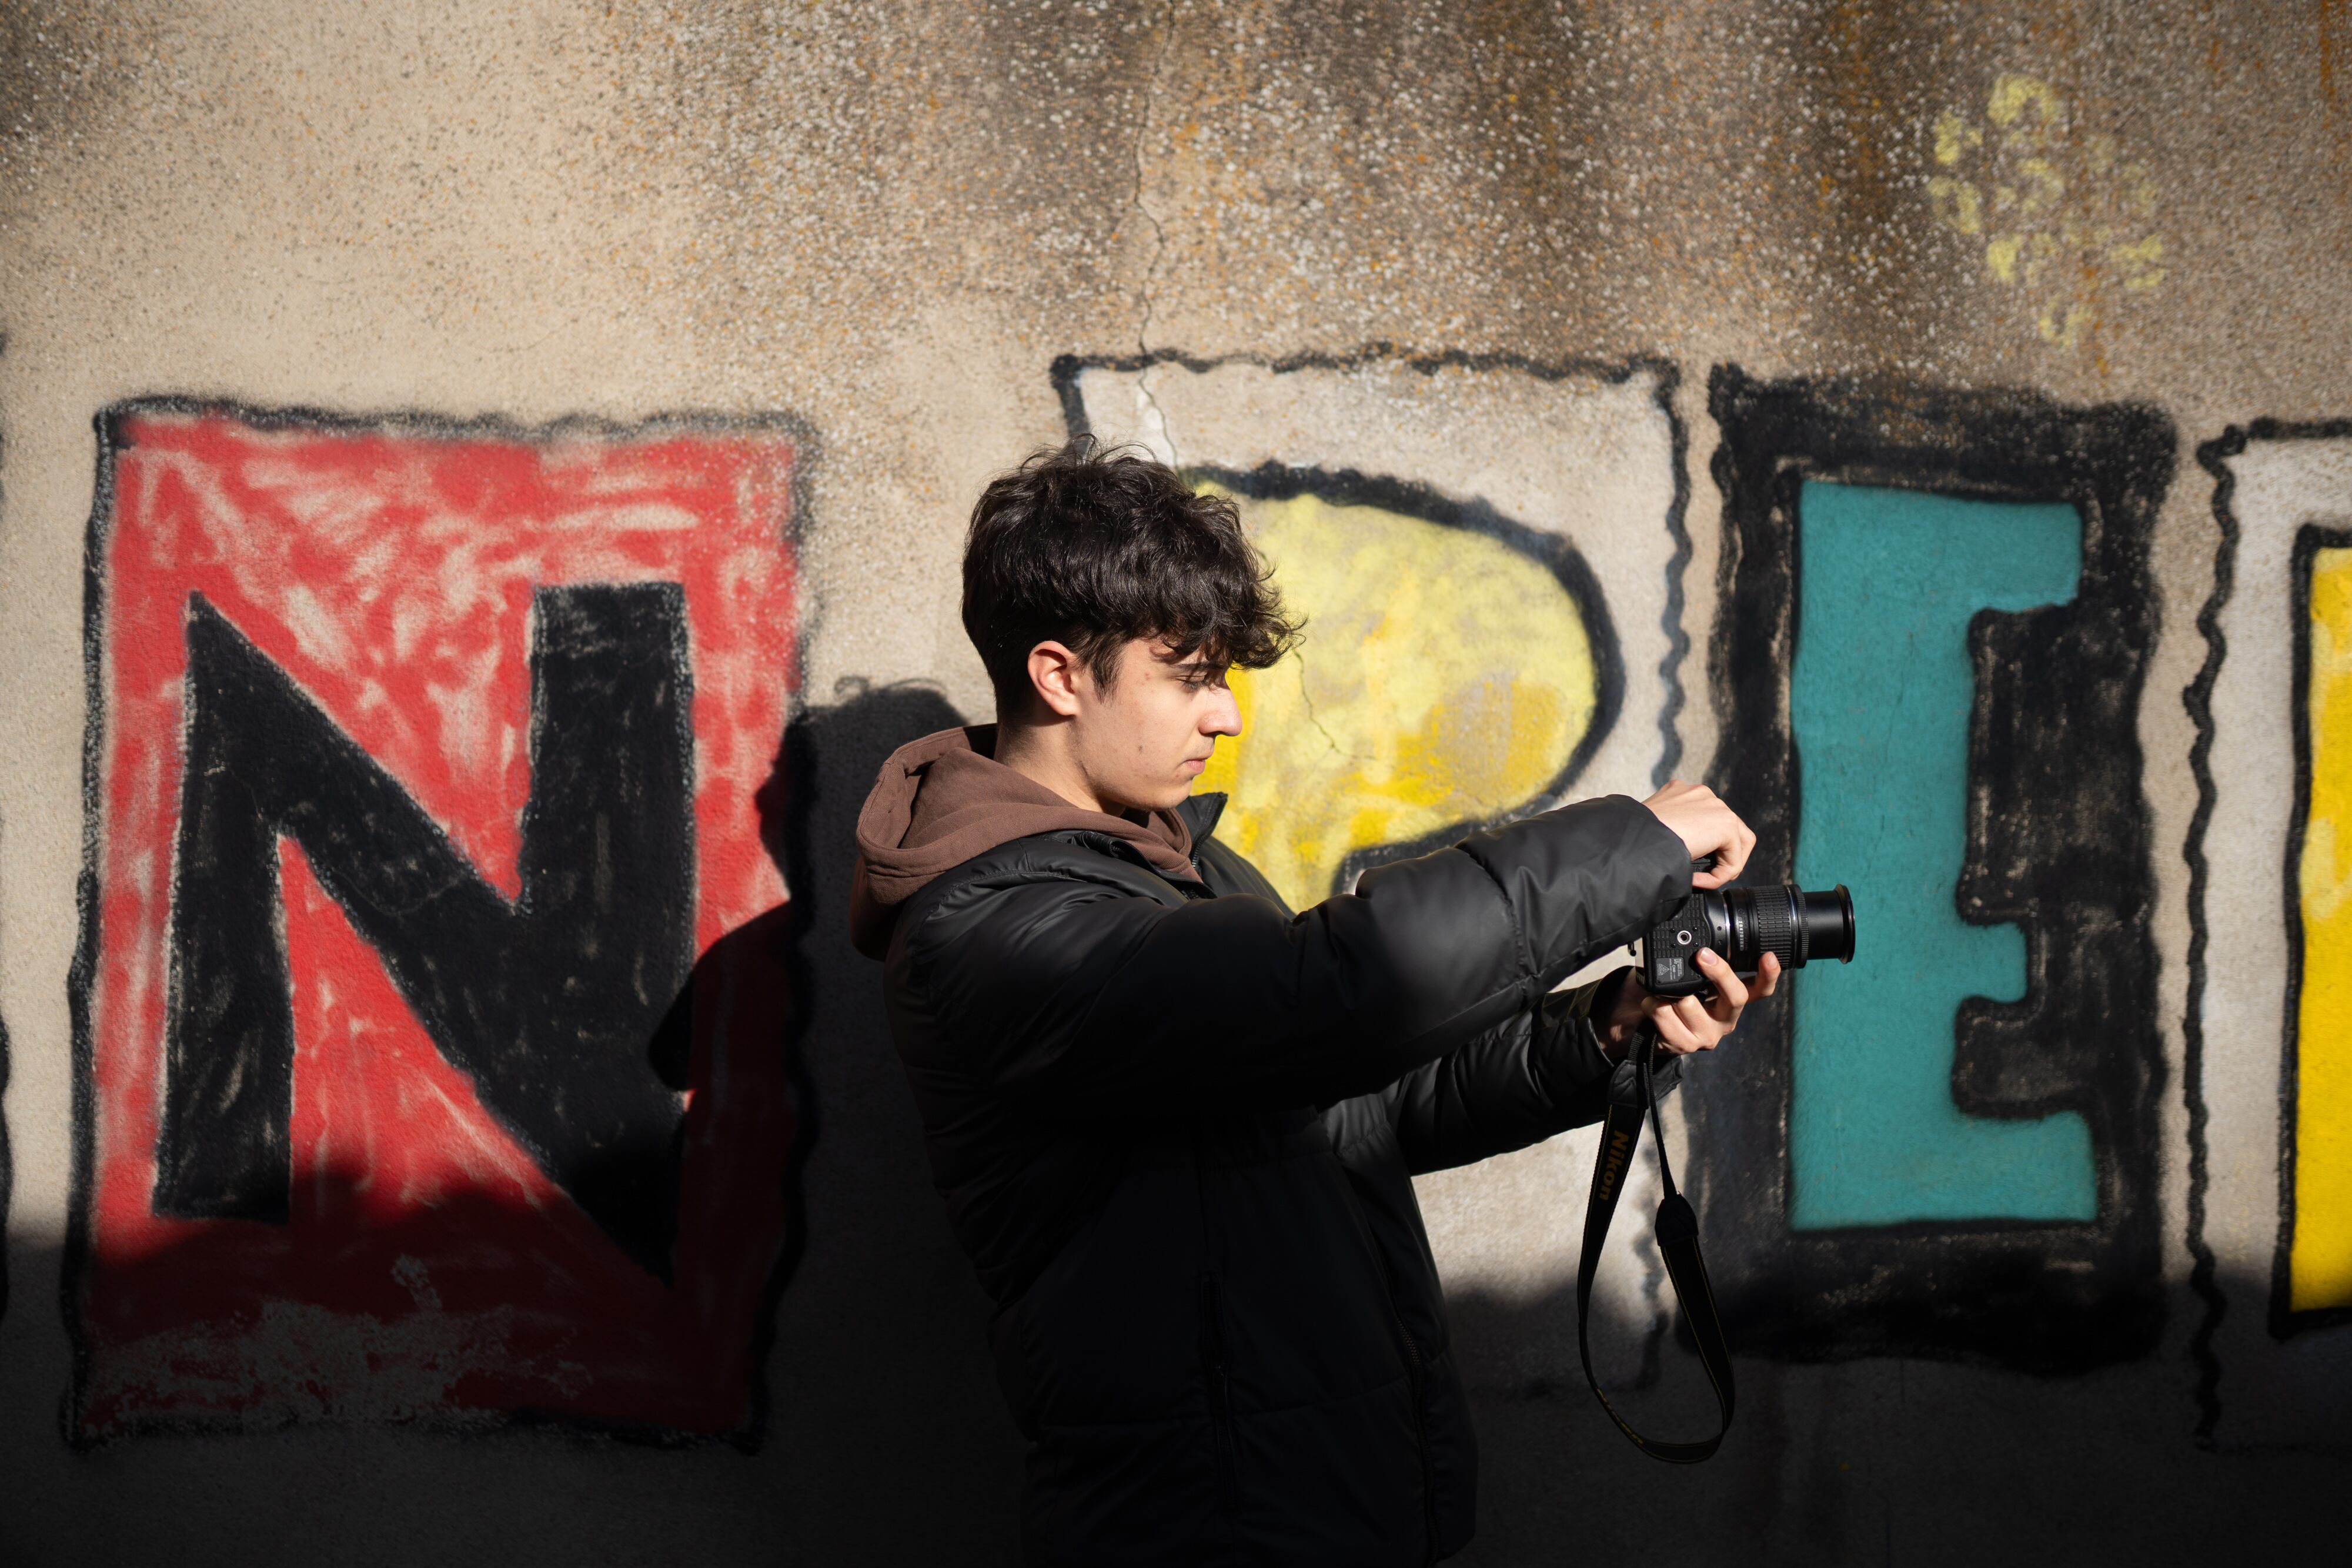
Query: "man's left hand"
1597 949 1781 1057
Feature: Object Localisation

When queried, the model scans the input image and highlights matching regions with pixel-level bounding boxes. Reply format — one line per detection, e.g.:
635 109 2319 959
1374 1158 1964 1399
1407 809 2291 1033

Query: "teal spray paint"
1789 480 2096 1227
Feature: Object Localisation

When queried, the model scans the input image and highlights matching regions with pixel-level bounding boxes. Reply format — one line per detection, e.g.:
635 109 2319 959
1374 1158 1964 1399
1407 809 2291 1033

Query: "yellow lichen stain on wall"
2294 546 2352 1313
1194 481 1598 910
1925 73 2166 349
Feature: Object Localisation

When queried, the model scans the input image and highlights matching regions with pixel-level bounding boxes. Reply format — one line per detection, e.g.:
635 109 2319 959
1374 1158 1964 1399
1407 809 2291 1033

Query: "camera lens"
1720 887 1790 969
1792 884 1855 966
1711 884 1856 972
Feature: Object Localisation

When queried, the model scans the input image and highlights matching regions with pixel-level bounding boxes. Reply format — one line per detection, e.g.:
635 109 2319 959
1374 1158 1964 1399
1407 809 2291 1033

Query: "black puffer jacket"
879 791 1690 1565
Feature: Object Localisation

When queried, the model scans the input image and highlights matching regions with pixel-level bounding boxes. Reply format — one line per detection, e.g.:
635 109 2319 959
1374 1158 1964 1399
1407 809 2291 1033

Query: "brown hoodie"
849 725 1198 958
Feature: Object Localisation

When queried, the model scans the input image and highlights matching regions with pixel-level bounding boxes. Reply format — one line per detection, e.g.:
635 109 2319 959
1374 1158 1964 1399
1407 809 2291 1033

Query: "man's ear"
1026 640 1085 718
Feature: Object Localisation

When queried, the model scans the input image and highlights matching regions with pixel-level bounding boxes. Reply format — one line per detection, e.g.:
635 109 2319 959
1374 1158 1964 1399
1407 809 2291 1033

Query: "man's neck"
993 719 1116 816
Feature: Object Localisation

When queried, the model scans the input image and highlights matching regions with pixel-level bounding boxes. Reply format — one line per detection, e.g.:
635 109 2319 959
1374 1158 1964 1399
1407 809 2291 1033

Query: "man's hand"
1641 780 1755 890
1596 950 1782 1057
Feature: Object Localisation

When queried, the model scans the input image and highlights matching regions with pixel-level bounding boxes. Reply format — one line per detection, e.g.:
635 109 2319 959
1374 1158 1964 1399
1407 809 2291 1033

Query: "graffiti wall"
1056 355 2198 1392
68 406 801 1439
2190 423 2352 1449
1699 369 2171 1366
2 4 2348 1563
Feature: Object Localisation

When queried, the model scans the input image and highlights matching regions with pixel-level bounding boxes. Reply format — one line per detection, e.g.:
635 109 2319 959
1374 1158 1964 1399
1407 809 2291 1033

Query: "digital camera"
1641 882 1855 999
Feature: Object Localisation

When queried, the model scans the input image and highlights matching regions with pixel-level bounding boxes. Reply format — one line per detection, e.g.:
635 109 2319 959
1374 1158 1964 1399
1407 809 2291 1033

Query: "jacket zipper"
1197 1273 1240 1512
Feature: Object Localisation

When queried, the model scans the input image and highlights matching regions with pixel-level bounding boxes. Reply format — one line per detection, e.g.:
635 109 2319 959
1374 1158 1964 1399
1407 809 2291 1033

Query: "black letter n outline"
155 584 696 1278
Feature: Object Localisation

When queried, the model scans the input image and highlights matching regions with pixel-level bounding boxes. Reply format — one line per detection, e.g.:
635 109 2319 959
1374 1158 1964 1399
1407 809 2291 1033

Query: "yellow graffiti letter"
1194 483 1601 910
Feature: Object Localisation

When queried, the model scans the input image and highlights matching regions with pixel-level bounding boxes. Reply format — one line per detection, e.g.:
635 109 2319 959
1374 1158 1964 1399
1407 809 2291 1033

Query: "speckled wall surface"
1 2 2347 1562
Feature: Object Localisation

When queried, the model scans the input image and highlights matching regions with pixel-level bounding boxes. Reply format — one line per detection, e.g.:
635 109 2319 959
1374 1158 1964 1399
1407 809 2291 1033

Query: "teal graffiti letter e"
1789 480 2096 1228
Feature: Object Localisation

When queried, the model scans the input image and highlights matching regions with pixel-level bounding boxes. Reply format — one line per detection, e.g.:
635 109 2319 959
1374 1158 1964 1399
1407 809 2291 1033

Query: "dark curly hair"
961 437 1301 715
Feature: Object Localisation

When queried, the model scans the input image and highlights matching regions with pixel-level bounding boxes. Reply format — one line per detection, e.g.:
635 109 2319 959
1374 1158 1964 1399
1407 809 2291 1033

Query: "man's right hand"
1640 780 1755 890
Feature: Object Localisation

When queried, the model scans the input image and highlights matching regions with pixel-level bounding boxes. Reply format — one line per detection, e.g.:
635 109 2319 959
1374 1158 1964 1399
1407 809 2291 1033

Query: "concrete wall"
1 1 2346 1560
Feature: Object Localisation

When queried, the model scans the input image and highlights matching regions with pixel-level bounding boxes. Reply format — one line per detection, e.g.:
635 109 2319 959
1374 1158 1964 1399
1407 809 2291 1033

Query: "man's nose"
1205 688 1242 736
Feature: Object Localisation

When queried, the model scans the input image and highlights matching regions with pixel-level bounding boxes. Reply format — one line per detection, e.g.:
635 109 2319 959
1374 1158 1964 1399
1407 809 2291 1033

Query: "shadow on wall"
72 784 804 1444
45 671 1028 1562
1439 1272 2341 1568
17 1235 2341 1564
760 678 1028 1557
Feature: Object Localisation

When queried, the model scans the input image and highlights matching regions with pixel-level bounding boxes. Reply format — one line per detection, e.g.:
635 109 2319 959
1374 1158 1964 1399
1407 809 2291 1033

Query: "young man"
850 440 1774 1566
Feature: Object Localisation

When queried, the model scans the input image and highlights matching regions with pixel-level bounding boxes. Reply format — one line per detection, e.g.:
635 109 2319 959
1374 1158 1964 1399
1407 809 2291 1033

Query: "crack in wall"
1292 654 1373 768
1128 1 1177 463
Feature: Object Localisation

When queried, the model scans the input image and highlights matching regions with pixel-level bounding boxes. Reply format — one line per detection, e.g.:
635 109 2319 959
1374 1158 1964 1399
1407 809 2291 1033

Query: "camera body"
1642 882 1855 999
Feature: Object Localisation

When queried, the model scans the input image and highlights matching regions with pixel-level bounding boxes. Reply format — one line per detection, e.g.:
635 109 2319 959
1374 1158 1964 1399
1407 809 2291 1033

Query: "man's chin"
1098 784 1191 815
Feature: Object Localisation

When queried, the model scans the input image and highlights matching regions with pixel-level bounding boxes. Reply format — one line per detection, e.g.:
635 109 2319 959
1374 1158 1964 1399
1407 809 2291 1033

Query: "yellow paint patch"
1932 111 1982 168
1927 175 1982 235
1985 233 2024 284
1194 482 1599 910
1922 72 2166 350
1987 72 2062 129
2293 546 2352 1312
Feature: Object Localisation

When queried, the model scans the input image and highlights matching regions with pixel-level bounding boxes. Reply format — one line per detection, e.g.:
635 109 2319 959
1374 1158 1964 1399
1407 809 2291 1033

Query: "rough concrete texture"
1 1 2347 1562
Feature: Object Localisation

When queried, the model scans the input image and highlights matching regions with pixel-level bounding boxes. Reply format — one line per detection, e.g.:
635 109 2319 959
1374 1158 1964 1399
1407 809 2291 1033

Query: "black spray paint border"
1049 347 1695 786
1698 366 2173 1369
1182 461 1625 897
2184 420 2352 1442
64 394 818 1452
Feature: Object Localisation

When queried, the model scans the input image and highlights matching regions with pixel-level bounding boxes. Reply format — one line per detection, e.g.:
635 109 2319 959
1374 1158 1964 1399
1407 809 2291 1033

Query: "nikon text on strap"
1575 1028 1736 1462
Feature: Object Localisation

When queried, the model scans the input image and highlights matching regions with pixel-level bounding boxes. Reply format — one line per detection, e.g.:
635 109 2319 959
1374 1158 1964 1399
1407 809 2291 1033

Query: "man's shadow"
735 677 1023 1556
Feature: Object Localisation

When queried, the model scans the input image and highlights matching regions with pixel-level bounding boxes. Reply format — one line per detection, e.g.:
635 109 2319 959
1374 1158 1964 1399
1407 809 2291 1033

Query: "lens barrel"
1795 884 1856 965
1712 883 1855 971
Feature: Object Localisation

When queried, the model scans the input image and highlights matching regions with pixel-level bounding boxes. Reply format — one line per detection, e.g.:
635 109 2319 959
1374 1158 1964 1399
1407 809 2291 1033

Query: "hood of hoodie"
848 725 1197 958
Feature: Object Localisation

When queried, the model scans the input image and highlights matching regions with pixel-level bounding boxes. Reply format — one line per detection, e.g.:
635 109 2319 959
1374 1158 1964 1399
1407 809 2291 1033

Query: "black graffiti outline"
2183 427 2243 1442
1699 366 2173 1370
1178 462 1625 897
64 396 817 1450
1050 347 1695 785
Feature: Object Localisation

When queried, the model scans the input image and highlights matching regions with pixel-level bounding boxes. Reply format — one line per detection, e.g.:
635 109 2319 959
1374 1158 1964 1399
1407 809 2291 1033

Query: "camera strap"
1575 1028 1736 1463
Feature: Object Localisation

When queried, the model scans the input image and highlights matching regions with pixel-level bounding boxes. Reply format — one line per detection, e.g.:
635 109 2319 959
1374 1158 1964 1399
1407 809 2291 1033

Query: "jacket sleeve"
1371 972 1683 1176
894 794 1690 1119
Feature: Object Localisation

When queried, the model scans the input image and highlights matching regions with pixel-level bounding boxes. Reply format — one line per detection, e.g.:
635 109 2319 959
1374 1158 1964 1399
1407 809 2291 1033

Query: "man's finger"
1696 951 1749 1017
1672 995 1720 1051
1645 998 1696 1055
1719 824 1755 882
1753 952 1783 998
